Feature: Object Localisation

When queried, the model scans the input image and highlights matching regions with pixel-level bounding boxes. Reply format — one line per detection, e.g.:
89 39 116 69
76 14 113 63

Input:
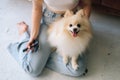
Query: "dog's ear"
64 10 73 18
76 9 85 17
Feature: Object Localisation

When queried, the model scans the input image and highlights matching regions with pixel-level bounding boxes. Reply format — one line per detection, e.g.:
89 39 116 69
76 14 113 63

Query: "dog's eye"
77 24 81 28
69 24 72 27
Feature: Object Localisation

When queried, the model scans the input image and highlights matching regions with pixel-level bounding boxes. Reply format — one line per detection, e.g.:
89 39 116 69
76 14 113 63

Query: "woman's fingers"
26 41 36 53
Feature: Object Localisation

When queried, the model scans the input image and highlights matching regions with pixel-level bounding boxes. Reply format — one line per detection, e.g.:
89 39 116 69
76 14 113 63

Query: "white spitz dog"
47 9 92 70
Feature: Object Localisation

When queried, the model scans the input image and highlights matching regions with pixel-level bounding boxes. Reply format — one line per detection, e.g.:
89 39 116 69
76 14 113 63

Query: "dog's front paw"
72 64 79 71
63 57 69 65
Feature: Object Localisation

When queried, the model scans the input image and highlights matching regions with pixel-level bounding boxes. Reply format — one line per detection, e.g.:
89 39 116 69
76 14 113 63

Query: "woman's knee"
67 60 87 77
28 68 42 77
23 63 43 77
69 67 87 77
71 55 87 77
21 50 50 77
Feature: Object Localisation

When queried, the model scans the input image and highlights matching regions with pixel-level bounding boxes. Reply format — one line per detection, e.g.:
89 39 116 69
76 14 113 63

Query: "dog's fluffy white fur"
47 10 92 70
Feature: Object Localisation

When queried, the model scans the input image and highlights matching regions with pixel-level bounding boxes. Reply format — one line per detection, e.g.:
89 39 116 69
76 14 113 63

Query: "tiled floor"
0 0 120 80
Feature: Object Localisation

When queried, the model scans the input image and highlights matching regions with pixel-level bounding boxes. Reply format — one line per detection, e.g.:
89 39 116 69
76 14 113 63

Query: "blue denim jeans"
7 8 87 77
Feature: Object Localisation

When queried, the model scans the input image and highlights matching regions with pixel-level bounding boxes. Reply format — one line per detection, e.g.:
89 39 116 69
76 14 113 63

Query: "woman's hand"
27 38 35 49
25 37 39 52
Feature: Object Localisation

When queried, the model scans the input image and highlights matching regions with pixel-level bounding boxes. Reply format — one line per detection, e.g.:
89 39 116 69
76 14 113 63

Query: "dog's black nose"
73 28 77 32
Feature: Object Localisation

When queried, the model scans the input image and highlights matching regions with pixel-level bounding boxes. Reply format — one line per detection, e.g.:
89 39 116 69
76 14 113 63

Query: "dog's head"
63 9 91 37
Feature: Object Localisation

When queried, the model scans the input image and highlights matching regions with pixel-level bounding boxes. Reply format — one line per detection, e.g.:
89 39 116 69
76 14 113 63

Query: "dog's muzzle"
71 28 79 37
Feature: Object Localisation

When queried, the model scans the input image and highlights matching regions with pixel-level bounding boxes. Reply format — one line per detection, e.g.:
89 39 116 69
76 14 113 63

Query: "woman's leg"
46 51 88 77
7 22 51 77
